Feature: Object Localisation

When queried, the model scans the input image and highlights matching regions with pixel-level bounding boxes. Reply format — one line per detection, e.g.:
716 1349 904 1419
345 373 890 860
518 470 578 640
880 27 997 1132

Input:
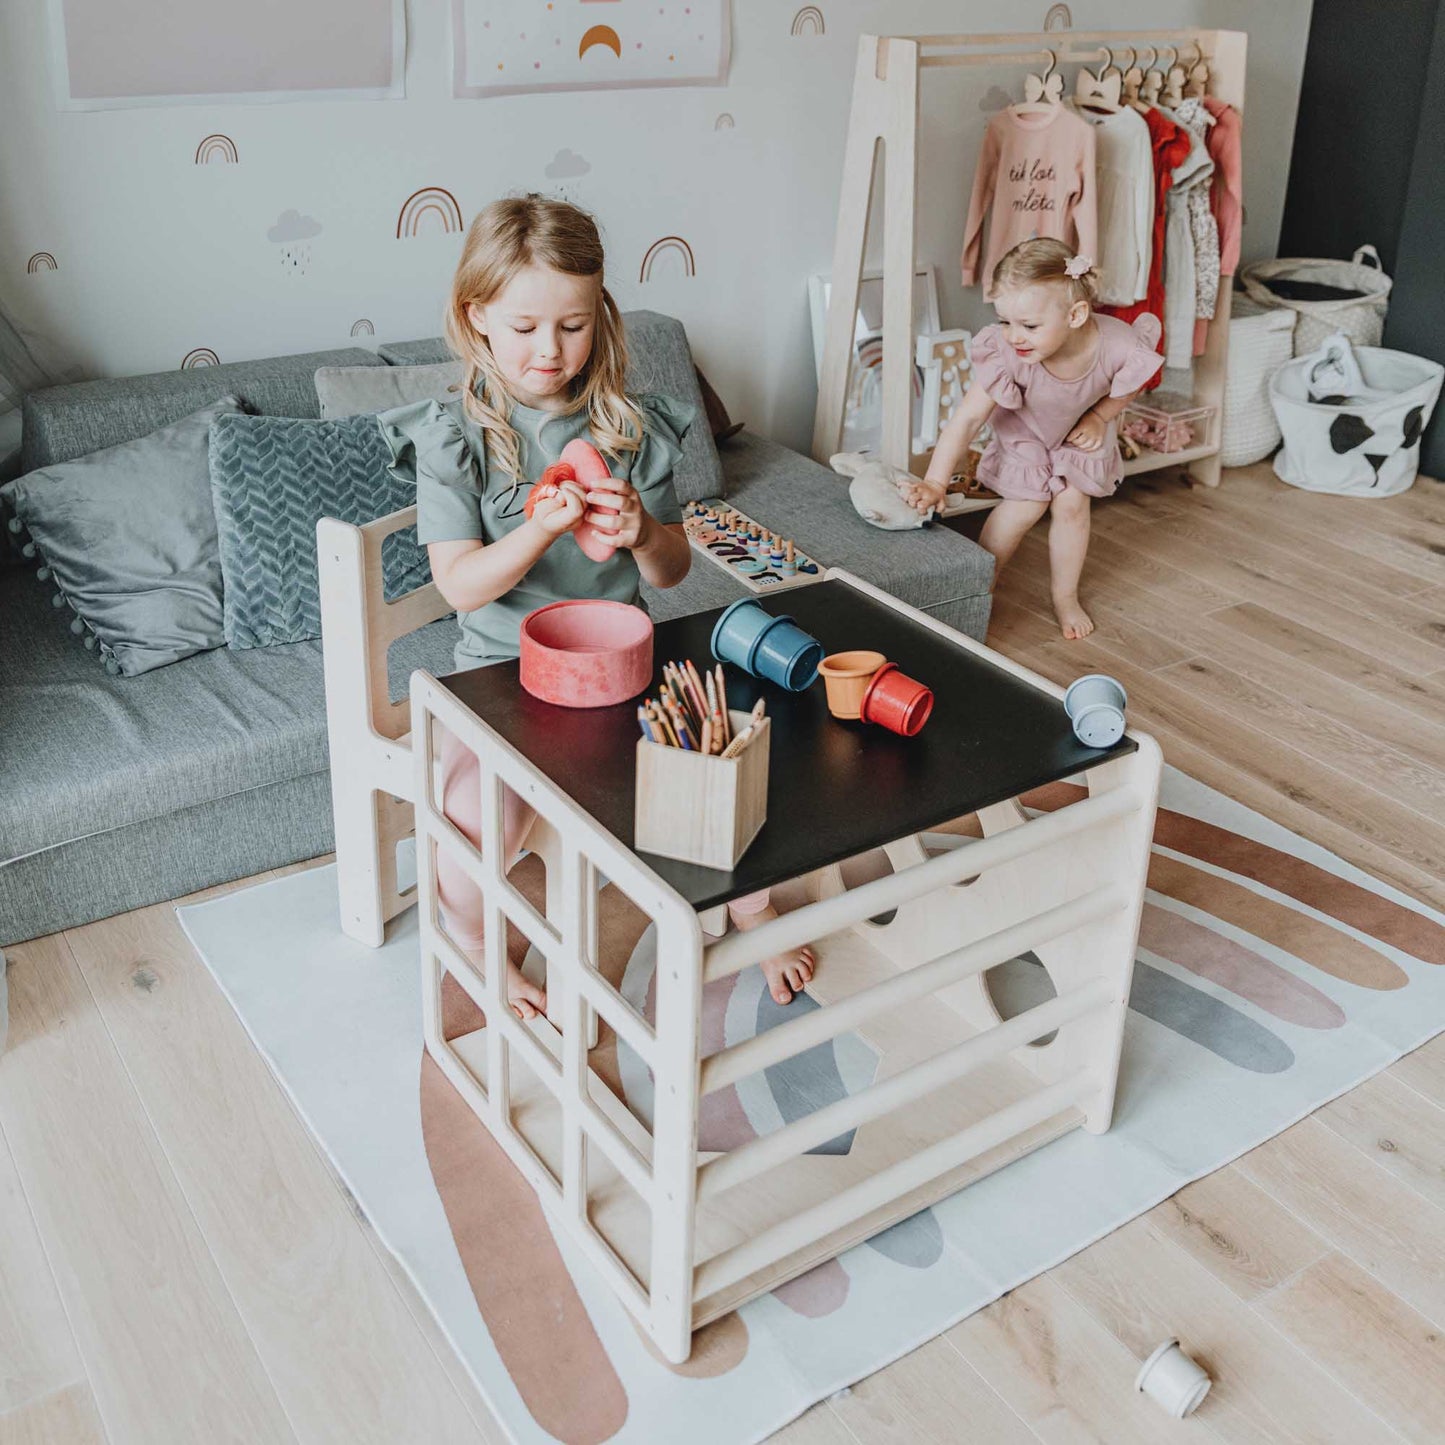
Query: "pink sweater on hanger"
961 106 1098 297
1193 96 1244 355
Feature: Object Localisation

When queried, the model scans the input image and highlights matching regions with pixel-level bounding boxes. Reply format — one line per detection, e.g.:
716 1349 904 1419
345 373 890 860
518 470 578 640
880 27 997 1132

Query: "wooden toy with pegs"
682 500 826 593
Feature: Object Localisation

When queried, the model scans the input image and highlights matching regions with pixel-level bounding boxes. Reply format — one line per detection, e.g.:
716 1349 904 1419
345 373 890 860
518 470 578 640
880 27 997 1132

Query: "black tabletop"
440 578 1135 911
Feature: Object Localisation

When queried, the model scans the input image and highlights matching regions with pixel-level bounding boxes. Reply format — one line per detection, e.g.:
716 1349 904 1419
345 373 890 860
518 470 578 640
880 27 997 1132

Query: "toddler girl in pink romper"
908 238 1162 640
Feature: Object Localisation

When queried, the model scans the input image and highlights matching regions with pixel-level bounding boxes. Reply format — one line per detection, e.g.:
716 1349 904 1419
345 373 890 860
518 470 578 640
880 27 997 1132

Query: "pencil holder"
818 650 888 720
635 710 770 870
1064 673 1128 748
711 598 824 691
860 662 934 737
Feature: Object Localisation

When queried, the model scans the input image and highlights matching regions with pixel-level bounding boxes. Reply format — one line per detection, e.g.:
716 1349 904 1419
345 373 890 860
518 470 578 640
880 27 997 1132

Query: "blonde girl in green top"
384 195 813 1018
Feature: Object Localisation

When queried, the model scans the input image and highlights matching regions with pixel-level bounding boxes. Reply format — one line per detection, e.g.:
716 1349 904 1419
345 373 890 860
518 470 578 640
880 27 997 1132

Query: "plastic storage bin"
1120 393 1219 455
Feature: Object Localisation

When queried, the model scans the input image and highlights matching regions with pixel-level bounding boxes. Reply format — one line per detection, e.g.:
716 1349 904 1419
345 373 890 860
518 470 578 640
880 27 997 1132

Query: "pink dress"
971 314 1163 501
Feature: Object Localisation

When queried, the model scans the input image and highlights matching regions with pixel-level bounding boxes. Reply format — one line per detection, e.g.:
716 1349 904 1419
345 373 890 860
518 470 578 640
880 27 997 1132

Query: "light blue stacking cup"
1063 673 1128 748
711 598 824 691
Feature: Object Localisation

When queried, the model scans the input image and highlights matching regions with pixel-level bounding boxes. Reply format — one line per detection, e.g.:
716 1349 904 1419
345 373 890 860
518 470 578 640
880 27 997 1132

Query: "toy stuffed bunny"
830 452 933 530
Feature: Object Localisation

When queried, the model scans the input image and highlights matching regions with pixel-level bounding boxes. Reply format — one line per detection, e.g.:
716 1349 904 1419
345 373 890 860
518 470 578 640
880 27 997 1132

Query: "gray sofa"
0 315 993 945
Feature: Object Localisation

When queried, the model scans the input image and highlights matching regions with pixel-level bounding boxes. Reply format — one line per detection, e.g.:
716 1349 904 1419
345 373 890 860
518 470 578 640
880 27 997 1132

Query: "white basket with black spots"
1269 331 1443 498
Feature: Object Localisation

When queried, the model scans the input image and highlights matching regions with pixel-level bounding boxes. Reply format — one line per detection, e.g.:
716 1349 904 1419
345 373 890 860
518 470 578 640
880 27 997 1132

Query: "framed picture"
808 267 942 457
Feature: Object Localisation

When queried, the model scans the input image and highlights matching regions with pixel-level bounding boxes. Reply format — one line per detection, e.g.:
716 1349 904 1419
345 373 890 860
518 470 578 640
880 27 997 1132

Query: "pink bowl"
518 600 654 708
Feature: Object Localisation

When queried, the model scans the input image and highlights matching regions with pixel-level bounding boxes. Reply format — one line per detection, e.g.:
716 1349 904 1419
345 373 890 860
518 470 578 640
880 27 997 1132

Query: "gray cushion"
379 310 725 505
0 397 244 676
20 345 383 472
315 360 463 419
0 563 457 944
209 413 432 649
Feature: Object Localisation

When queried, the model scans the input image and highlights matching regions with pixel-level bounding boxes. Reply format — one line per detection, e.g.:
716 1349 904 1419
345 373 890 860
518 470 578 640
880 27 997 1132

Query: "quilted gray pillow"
209 413 432 650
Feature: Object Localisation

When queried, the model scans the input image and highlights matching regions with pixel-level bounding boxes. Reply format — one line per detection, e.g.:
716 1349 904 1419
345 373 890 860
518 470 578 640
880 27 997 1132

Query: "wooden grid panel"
410 672 704 1360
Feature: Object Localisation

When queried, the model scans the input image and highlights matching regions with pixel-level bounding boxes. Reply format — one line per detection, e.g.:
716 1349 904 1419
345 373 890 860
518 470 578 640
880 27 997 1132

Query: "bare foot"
1052 593 1095 641
729 902 816 1005
504 959 548 1021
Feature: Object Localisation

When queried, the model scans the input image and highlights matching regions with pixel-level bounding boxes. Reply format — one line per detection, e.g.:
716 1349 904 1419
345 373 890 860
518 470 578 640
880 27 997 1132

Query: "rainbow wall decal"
26 253 58 273
396 186 464 239
578 24 622 59
1044 3 1074 32
714 112 735 130
180 347 220 369
638 235 695 283
791 6 825 36
350 318 376 337
194 134 238 165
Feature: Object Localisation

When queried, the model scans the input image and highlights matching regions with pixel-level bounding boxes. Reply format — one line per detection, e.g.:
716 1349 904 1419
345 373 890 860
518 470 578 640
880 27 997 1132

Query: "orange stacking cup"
818 650 887 720
859 662 934 737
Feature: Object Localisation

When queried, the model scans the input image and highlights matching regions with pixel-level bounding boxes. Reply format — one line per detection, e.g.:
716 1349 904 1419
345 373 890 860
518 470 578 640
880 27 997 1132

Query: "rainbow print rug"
177 766 1445 1445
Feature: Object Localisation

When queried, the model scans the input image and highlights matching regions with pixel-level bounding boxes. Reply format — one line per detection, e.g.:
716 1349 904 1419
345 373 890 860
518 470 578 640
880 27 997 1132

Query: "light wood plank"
0 1382 107 1445
1236 1118 1445 1331
0 937 296 1445
1255 1253 1445 1445
1155 654 1445 825
1389 1033 1445 1105
1171 469 1445 588
0 1125 83 1416
1055 1216 1402 1444
947 1273 1213 1443
59 899 497 1445
827 1336 1037 1444
1096 506 1445 675
1318 1072 1445 1215
770 1400 873 1445
1146 1168 1329 1303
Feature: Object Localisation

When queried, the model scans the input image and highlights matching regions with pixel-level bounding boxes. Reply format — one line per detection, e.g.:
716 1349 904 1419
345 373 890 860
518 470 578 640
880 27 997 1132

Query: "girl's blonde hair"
443 194 643 486
990 237 1099 307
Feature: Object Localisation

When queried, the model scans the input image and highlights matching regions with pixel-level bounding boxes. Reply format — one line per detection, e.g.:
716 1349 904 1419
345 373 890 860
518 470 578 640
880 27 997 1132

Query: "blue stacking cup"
711 598 824 691
1063 673 1128 747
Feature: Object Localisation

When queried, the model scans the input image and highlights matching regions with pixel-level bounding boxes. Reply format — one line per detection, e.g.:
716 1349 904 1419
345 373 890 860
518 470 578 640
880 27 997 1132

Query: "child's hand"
1065 410 1109 452
528 481 587 538
902 478 946 515
583 474 649 549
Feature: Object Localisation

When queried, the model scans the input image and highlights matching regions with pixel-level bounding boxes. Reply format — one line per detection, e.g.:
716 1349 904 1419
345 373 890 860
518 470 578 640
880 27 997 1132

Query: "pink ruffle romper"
971 314 1164 501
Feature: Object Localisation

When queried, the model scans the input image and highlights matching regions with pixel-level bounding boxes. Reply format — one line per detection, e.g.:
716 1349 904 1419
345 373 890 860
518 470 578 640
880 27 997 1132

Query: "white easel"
812 28 1247 489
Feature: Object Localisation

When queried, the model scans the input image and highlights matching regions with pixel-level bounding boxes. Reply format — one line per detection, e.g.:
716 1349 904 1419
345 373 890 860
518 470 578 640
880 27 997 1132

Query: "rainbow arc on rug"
179 765 1445 1445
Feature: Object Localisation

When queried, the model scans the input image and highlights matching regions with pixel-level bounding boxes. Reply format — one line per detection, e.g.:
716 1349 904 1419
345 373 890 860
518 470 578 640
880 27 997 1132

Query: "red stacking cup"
859 662 934 737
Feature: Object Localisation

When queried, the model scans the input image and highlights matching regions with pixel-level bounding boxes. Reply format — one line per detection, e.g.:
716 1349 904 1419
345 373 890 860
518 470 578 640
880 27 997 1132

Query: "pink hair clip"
1064 254 1094 278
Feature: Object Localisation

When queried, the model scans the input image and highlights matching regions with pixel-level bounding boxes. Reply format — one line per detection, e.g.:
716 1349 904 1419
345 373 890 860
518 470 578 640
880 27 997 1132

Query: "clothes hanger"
1120 46 1145 106
1184 39 1211 100
1161 43 1188 108
1013 49 1063 116
1074 44 1123 113
1139 44 1168 107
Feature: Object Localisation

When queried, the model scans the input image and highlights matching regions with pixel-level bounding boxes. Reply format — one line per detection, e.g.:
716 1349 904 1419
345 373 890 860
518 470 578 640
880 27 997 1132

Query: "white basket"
1221 292 1296 466
1271 332 1443 498
1241 245 1391 357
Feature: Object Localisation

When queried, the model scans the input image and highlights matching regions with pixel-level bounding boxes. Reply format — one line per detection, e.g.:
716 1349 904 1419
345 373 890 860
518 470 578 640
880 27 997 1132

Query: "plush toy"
830 451 932 530
524 438 618 562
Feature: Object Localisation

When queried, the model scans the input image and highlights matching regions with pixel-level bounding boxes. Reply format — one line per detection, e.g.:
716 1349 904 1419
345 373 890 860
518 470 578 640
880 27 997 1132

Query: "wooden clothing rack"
811 28 1248 488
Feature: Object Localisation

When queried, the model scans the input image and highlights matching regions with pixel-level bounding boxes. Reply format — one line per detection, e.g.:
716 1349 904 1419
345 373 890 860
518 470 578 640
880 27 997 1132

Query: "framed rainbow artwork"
46 0 405 109
451 0 730 99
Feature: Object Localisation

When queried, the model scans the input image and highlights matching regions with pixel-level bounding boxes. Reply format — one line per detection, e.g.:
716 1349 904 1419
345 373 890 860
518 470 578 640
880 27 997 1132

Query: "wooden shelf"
1121 443 1221 477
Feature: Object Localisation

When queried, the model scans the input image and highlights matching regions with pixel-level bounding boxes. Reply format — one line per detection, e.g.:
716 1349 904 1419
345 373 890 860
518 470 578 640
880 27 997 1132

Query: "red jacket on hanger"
1098 106 1191 389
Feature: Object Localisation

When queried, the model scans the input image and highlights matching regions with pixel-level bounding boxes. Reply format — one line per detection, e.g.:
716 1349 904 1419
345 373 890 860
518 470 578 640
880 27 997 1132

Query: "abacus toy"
682 500 825 593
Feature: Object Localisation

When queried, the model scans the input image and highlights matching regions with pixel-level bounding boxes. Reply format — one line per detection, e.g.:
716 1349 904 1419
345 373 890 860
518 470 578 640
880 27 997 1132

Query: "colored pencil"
714 664 730 741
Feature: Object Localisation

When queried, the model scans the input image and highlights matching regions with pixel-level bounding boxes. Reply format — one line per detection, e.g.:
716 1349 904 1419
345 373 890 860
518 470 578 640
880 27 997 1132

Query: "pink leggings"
437 728 770 947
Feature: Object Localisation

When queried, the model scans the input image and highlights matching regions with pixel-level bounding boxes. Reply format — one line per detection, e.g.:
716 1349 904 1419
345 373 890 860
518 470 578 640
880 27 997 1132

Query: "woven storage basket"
1222 292 1296 466
1241 245 1391 357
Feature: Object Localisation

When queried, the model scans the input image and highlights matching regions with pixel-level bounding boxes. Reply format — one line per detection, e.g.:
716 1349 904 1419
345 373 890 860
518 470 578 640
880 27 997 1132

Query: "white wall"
0 0 1312 455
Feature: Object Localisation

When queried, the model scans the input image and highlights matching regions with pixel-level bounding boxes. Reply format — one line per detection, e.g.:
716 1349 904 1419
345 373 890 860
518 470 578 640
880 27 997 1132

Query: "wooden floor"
2 463 1443 1445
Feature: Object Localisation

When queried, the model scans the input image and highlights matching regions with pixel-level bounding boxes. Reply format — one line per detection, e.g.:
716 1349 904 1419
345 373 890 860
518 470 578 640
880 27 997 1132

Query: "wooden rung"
699 887 1123 1096
575 970 656 1063
701 786 1142 982
697 978 1113 1200
691 1071 1092 1300
577 1098 654 1199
